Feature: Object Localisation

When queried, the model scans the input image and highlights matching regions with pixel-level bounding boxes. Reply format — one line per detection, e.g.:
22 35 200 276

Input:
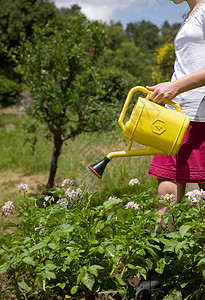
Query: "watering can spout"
88 146 163 179
88 156 110 179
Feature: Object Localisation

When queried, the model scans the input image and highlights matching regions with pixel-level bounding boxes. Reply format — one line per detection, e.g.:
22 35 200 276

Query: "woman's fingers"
146 82 176 104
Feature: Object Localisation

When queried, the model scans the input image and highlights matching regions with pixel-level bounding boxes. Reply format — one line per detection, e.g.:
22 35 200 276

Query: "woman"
136 1 205 298
147 0 205 232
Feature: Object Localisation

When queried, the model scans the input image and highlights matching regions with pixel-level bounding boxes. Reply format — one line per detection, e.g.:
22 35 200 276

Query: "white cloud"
53 0 146 23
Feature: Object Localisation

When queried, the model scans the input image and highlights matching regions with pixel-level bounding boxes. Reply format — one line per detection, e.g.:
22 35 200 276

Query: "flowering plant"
0 182 204 299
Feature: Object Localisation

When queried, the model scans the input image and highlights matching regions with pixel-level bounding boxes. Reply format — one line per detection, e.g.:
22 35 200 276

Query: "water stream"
74 168 99 207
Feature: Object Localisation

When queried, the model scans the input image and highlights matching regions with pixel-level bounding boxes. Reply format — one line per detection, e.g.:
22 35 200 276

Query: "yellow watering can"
88 86 190 179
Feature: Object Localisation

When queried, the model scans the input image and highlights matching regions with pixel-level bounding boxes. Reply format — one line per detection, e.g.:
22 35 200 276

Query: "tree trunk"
46 132 63 192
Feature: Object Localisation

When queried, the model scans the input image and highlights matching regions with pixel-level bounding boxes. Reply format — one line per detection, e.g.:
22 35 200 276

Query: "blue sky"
52 0 189 28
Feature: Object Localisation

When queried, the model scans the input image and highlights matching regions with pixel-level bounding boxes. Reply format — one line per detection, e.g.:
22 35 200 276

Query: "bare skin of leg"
155 179 186 232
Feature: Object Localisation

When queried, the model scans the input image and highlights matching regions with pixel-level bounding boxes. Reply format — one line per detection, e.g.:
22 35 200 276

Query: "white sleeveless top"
171 1 205 122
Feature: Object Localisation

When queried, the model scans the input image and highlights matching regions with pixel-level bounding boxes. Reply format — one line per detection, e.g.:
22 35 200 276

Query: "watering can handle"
118 86 182 130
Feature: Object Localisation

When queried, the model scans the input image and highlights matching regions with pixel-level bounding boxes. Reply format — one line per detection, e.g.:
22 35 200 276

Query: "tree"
0 0 57 48
0 0 57 78
160 21 181 45
97 41 153 84
126 20 159 51
152 42 175 83
15 13 135 191
105 21 128 51
57 4 81 17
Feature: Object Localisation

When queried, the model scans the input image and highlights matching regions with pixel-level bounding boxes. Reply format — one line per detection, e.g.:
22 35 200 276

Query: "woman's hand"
146 81 179 105
146 67 205 105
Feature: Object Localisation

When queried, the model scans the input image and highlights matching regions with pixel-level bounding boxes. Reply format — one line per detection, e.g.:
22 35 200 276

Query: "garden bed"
0 182 204 299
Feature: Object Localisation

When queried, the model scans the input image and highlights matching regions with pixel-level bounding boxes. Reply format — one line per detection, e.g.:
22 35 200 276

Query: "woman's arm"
146 67 205 105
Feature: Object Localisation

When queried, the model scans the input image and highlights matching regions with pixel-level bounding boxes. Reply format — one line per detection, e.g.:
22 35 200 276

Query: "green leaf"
0 263 9 275
81 272 95 291
48 243 58 250
71 285 79 295
105 245 116 257
44 263 57 270
29 242 47 253
119 288 127 298
179 225 191 238
144 247 159 260
181 282 188 288
103 198 122 210
162 239 175 252
107 211 115 220
44 270 56 280
197 258 205 267
156 258 165 274
3 222 18 230
18 280 31 292
165 289 182 300
175 241 187 254
114 276 127 286
58 282 66 289
116 208 133 222
127 264 136 270
22 257 35 266
88 265 104 277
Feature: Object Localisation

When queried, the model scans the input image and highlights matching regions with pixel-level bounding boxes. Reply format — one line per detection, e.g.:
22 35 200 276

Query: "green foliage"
0 75 21 107
0 0 57 48
12 12 140 189
14 13 108 135
0 0 57 79
105 21 128 51
0 186 204 299
152 42 175 83
126 21 159 50
160 21 181 45
98 20 159 84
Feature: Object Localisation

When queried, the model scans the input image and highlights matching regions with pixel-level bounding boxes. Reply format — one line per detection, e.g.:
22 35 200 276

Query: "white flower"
200 189 205 200
76 188 82 195
129 178 140 186
65 188 79 199
44 195 54 202
125 201 139 210
134 203 140 210
61 179 74 187
18 183 28 192
185 189 204 204
57 198 68 207
2 201 15 215
108 196 117 202
160 194 176 203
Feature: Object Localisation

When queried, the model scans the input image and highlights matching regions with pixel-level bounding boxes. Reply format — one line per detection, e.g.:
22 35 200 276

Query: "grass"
0 105 157 234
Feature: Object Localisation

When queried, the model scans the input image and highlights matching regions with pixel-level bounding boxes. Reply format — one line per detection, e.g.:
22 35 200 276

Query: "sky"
52 0 189 28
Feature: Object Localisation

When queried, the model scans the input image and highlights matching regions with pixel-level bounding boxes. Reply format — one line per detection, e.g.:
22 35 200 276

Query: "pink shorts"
148 122 205 183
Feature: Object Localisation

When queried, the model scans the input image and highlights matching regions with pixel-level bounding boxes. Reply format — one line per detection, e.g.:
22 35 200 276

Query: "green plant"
13 11 136 192
0 75 21 107
0 181 204 299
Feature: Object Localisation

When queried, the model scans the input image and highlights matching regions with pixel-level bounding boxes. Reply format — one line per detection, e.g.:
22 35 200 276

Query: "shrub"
0 181 204 299
0 75 21 107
